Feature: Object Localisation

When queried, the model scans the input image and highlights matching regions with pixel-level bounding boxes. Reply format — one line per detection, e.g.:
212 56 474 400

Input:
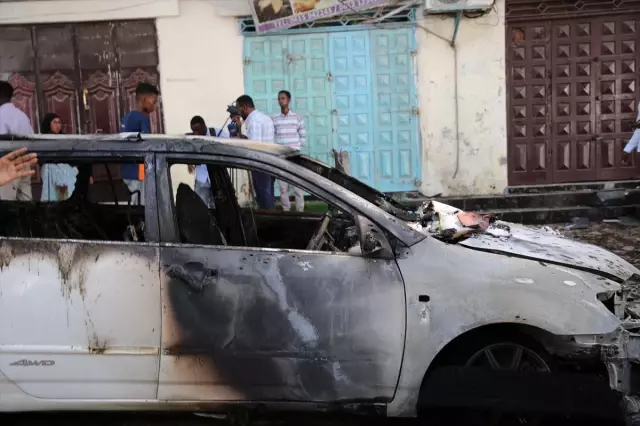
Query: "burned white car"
0 135 639 424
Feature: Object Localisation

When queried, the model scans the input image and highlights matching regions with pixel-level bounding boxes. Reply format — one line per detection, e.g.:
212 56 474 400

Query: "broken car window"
0 158 147 243
168 162 360 254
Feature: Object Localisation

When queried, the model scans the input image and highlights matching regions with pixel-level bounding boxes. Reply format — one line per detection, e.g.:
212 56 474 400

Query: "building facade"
1 0 636 197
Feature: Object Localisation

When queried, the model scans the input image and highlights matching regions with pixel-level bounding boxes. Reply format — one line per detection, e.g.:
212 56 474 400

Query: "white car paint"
0 239 160 406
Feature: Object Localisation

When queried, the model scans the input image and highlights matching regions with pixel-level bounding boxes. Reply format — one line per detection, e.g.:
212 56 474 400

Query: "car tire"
418 331 556 426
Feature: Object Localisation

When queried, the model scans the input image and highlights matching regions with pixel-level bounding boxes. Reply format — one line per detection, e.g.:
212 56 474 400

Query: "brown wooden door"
0 20 163 195
77 22 121 135
115 21 164 133
507 17 640 185
36 25 81 134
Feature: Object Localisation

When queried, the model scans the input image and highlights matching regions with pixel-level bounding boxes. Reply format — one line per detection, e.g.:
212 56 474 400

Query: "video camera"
227 104 239 118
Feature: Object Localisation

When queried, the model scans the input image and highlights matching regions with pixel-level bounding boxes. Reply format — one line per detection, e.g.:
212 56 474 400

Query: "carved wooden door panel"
507 23 552 185
35 26 81 135
76 23 121 136
76 23 122 182
508 17 640 185
551 17 640 182
550 20 599 183
115 21 164 133
594 17 640 181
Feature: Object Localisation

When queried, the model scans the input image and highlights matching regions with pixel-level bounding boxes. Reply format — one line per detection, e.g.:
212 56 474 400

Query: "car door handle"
164 262 218 293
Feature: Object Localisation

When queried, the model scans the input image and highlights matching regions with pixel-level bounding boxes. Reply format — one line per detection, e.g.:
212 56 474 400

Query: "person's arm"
297 116 307 148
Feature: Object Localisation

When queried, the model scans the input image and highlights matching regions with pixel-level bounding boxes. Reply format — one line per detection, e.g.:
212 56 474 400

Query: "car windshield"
288 154 420 221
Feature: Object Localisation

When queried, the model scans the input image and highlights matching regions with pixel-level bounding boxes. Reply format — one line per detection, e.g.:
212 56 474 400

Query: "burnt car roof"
0 133 297 157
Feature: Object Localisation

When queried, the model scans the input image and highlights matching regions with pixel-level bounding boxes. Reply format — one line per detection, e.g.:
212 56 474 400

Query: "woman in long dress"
39 113 78 202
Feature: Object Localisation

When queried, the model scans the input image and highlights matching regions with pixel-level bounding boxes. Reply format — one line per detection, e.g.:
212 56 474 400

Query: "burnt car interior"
0 154 394 254
170 162 359 253
0 160 147 243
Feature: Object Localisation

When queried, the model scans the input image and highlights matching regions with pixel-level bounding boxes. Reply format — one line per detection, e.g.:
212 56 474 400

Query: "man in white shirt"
187 115 229 208
235 95 276 210
273 90 306 212
0 80 34 201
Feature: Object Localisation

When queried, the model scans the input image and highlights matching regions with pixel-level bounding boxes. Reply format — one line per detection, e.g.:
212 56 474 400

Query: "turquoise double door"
243 28 421 193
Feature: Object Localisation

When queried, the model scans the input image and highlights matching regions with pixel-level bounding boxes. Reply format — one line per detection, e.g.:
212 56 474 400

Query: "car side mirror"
357 215 392 259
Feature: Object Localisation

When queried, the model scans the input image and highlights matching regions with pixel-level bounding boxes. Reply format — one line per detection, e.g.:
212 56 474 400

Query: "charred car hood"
459 222 638 282
414 201 639 282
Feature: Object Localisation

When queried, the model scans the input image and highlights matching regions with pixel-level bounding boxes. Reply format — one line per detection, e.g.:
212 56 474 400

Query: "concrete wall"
155 0 250 198
416 3 508 196
0 0 179 24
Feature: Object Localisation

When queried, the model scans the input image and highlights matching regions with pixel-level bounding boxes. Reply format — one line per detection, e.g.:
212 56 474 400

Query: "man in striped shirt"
273 90 306 212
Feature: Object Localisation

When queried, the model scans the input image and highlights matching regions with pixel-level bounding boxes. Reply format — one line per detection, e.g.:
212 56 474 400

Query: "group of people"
0 77 308 212
0 80 77 202
188 90 307 212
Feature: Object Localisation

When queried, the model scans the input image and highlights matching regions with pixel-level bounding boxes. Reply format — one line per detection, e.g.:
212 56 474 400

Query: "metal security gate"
241 10 421 193
506 1 640 185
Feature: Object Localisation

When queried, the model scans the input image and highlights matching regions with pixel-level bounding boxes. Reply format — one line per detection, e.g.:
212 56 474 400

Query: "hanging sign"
250 0 389 33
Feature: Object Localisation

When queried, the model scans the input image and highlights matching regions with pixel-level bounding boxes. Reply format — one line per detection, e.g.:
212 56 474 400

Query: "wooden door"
507 16 640 185
115 21 164 133
76 23 120 135
35 25 81 135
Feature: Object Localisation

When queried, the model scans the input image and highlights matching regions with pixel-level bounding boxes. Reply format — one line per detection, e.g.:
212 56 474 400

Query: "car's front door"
156 154 406 403
0 154 162 400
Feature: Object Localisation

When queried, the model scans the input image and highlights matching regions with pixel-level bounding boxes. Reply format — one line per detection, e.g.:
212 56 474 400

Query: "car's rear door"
155 153 406 403
0 153 162 400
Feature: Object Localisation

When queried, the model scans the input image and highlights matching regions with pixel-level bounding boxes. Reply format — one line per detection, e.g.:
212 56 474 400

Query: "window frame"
157 153 390 257
0 151 160 245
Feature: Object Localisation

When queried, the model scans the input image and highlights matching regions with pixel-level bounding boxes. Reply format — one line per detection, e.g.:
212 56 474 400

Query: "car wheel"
419 333 554 426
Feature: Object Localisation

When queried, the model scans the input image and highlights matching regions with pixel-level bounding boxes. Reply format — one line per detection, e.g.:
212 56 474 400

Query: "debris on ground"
596 189 627 205
564 216 590 231
564 222 640 269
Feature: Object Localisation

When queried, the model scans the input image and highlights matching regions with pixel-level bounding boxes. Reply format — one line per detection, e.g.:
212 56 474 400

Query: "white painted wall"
0 0 179 24
155 0 250 199
415 3 508 196
156 0 244 135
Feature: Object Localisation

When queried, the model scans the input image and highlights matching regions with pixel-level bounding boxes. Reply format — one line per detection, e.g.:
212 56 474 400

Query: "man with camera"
233 95 276 210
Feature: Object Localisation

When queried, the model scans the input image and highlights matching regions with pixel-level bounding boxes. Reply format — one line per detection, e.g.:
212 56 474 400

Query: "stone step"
397 189 640 225
507 180 640 194
474 205 640 225
401 189 640 211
